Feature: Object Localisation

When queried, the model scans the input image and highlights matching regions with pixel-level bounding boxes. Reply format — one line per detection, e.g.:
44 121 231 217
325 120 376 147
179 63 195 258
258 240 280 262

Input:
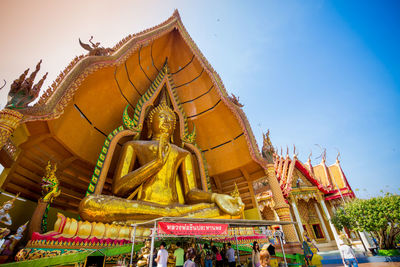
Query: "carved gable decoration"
292 169 313 188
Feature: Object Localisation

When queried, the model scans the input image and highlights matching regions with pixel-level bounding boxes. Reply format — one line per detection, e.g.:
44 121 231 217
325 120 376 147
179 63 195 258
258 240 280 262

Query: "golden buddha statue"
79 98 244 223
167 243 177 267
137 239 151 267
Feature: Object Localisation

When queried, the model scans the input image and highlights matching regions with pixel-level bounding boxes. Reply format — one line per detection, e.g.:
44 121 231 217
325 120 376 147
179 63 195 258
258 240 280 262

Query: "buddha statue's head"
147 102 176 140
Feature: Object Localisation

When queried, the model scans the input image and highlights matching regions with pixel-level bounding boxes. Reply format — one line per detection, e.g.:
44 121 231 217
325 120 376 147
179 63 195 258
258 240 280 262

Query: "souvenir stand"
127 217 296 267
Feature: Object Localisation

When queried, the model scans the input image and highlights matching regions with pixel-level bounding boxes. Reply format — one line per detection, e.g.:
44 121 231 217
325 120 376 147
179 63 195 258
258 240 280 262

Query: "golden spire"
231 183 240 198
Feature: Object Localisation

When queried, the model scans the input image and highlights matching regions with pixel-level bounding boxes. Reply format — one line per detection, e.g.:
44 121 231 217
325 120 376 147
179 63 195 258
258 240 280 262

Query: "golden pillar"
0 109 23 150
266 164 298 243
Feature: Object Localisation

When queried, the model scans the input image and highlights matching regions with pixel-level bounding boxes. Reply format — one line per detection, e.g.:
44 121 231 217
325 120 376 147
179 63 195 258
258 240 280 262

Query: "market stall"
127 217 298 267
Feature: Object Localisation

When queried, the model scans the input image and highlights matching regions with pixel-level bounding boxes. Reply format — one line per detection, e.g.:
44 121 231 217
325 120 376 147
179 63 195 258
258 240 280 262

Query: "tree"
331 193 400 249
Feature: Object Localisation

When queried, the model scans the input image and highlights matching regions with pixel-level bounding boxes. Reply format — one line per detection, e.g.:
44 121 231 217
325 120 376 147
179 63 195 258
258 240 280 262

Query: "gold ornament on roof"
262 129 275 163
263 130 272 147
79 36 114 56
228 93 244 107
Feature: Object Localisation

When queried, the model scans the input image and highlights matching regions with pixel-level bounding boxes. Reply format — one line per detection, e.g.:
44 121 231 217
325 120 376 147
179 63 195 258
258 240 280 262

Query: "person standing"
152 248 158 267
213 245 223 267
156 241 169 267
339 242 358 267
174 242 185 267
184 247 197 267
226 243 236 267
204 243 213 267
251 242 261 267
221 243 228 267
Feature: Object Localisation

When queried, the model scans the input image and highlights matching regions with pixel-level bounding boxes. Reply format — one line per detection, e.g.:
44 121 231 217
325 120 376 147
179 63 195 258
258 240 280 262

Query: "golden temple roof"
0 11 267 212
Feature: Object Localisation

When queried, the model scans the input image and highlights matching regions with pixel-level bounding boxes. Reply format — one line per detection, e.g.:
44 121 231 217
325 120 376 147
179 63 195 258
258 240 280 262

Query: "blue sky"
0 0 399 198
182 1 400 198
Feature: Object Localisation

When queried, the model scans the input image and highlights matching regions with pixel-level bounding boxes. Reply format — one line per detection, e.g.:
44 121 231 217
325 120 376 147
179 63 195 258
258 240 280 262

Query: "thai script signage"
158 222 228 236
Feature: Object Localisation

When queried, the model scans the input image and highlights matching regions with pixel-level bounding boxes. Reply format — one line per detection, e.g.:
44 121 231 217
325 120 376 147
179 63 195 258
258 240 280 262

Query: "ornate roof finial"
262 130 273 149
228 93 244 107
314 144 326 163
261 129 274 163
293 144 299 159
308 150 312 162
7 60 47 109
286 146 289 157
79 36 114 56
335 148 341 163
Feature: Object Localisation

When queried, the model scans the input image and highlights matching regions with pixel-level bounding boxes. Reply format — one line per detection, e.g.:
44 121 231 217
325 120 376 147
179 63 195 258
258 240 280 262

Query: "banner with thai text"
158 222 228 236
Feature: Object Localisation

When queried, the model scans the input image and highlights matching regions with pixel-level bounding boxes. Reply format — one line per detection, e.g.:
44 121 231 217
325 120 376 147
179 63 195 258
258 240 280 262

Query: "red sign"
158 222 228 236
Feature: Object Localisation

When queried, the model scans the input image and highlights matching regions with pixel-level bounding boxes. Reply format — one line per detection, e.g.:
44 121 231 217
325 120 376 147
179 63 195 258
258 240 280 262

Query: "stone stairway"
316 240 338 252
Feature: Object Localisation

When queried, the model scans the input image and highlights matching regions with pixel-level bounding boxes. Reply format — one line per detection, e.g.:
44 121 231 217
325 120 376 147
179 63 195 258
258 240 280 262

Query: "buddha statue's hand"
212 193 245 215
157 133 171 163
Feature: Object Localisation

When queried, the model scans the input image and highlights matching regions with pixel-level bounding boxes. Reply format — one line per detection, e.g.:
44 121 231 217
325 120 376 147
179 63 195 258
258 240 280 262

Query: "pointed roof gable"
2 11 266 211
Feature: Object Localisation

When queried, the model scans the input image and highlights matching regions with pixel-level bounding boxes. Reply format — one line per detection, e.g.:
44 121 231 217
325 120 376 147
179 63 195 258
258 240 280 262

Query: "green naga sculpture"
6 60 48 109
0 60 48 151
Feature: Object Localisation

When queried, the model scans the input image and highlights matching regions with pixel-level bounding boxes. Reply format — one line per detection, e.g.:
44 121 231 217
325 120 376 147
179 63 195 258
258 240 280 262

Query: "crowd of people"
150 241 274 267
153 241 239 267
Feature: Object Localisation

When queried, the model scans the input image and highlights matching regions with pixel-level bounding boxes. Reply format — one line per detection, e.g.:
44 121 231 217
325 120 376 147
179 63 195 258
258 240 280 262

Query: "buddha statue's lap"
79 100 244 223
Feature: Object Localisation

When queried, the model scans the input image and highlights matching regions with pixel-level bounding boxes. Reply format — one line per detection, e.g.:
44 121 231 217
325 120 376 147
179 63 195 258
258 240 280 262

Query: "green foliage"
377 249 400 256
331 193 400 249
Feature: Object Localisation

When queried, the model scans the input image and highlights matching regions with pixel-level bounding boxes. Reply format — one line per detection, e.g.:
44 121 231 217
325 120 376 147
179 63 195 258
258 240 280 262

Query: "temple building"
0 10 360 262
256 135 357 250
